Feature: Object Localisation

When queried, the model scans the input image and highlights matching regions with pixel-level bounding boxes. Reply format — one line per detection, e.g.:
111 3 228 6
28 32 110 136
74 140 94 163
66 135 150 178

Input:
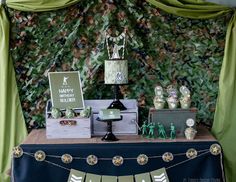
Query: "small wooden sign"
48 71 84 109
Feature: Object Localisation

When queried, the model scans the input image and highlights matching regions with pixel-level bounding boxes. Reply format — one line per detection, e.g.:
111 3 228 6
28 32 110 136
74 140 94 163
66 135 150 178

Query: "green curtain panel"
212 11 236 182
0 6 27 182
146 0 235 181
0 0 81 181
6 0 79 12
147 0 231 18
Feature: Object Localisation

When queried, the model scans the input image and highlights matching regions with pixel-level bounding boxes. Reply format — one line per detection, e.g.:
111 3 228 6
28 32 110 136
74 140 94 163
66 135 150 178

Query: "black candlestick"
108 85 127 110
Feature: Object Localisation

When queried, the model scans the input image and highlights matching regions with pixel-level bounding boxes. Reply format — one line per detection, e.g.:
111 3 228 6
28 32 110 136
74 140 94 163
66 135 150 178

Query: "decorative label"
137 154 148 165
101 175 117 182
134 172 152 182
48 71 84 109
150 168 169 182
118 175 134 182
86 155 98 166
85 173 101 182
186 118 195 127
67 169 85 182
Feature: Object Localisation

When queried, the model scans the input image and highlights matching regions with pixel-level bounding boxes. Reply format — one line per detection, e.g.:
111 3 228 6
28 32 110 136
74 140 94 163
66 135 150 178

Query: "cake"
104 30 128 85
104 59 128 84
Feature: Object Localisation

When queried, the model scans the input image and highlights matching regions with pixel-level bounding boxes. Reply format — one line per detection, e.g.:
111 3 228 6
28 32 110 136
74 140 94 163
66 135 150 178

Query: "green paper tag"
101 175 117 182
85 173 101 182
150 168 169 182
98 109 121 120
134 172 151 182
118 175 134 182
67 169 85 182
48 71 84 109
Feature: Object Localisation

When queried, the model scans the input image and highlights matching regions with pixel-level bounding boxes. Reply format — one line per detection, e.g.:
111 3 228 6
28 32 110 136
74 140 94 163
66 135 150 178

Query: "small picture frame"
48 71 85 110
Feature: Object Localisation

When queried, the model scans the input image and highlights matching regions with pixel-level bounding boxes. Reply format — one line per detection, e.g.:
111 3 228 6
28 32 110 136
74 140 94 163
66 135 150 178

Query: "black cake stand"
96 116 123 142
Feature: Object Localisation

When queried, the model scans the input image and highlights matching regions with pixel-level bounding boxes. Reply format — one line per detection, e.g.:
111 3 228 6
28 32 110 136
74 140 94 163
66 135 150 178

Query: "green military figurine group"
140 122 176 139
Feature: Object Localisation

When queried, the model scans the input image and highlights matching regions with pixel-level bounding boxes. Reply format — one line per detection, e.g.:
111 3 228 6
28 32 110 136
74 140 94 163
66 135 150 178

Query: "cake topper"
105 30 126 60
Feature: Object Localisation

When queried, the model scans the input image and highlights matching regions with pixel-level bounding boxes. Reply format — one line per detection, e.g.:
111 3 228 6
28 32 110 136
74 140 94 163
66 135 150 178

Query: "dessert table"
12 126 225 182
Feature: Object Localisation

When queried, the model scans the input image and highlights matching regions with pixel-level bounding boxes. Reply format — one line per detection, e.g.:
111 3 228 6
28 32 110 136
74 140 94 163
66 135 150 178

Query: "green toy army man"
158 123 167 139
140 121 148 136
147 122 155 138
170 123 176 139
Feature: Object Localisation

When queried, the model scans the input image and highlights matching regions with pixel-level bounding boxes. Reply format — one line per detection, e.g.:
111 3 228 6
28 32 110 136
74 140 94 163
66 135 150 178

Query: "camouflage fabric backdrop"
7 0 229 129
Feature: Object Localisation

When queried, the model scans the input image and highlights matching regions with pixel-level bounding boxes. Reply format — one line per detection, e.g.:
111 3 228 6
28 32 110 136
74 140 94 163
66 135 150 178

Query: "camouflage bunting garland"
13 144 223 181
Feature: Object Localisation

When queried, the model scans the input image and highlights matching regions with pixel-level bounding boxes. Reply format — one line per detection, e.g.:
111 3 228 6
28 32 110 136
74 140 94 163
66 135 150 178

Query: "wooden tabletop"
22 125 216 145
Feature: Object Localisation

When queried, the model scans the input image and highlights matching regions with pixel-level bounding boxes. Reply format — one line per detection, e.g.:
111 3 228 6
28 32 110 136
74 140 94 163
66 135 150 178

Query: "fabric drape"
212 11 236 182
147 0 231 19
6 0 79 12
0 1 81 181
146 0 234 181
0 6 27 182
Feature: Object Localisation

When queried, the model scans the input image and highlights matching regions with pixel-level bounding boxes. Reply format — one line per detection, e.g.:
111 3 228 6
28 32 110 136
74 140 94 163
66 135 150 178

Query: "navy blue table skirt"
12 141 224 182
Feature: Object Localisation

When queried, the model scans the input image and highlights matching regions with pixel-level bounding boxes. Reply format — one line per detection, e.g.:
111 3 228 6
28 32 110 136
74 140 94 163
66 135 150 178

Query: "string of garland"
12 143 225 181
13 143 221 166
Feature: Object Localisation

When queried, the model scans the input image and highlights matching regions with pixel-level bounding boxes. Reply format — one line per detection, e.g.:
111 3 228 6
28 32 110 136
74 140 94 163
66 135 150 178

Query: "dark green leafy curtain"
8 1 228 128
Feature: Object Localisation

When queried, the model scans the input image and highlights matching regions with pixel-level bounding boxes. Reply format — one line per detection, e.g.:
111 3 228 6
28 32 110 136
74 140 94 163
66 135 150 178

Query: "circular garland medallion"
61 154 73 164
137 154 148 165
162 152 174 162
210 143 221 156
34 150 46 162
186 148 198 159
112 156 124 166
86 155 98 166
13 146 23 158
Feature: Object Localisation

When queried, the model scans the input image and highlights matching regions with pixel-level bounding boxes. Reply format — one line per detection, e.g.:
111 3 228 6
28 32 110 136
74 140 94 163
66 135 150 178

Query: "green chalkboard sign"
48 71 84 109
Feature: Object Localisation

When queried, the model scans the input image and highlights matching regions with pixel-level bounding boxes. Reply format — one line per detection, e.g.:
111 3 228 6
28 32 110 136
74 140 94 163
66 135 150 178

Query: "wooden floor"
23 125 216 145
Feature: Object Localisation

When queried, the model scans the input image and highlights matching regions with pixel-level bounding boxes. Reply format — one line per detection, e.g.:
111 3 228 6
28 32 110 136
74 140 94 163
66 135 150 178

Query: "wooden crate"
46 117 91 139
46 101 91 139
46 99 138 138
148 108 197 136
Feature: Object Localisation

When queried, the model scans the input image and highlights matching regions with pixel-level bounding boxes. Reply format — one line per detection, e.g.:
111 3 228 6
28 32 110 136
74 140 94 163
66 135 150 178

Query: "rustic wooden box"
148 108 197 137
84 99 138 136
46 101 91 139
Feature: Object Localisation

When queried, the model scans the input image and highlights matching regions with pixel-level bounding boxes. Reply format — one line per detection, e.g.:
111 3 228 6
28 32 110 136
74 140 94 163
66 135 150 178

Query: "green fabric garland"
0 6 27 182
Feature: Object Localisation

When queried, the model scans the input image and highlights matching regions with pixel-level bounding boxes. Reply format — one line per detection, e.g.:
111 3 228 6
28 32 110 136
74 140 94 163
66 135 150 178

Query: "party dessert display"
153 85 192 110
150 85 196 138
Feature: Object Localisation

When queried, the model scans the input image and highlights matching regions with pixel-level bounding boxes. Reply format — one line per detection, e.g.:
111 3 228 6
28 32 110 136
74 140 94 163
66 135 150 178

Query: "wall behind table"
6 0 229 129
